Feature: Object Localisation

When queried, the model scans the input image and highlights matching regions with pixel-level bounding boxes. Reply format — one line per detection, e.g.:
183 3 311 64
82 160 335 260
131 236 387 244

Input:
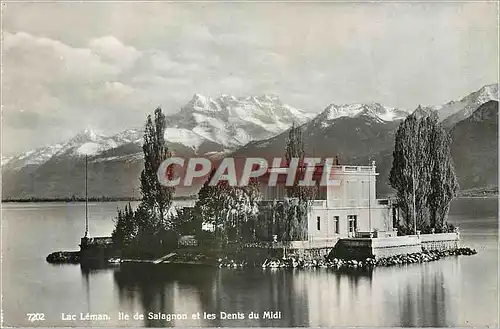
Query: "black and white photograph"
1 1 498 327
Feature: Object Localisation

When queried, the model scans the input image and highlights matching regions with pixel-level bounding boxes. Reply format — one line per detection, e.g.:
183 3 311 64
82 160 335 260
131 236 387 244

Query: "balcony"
329 165 375 173
311 200 326 208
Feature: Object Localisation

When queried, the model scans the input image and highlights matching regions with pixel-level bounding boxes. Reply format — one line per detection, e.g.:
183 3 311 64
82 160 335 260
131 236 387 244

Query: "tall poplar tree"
390 113 457 234
281 122 316 240
428 114 459 231
112 107 176 257
139 107 175 230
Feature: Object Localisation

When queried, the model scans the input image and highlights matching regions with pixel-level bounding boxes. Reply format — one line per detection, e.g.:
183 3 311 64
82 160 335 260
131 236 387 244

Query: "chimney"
335 155 339 166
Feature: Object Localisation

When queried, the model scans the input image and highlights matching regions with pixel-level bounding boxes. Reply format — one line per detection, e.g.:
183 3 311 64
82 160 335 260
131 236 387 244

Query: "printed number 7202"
27 313 45 322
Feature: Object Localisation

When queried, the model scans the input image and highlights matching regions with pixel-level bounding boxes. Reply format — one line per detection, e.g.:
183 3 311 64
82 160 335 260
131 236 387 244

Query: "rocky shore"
46 246 477 269
218 247 477 269
46 251 80 264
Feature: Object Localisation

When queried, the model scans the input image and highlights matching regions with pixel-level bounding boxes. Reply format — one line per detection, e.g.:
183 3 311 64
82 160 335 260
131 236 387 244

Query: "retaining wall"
332 233 460 260
420 233 460 251
240 238 339 260
240 233 460 261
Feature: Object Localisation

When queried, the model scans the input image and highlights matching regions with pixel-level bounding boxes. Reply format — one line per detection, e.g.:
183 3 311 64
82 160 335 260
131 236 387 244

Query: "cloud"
88 35 141 69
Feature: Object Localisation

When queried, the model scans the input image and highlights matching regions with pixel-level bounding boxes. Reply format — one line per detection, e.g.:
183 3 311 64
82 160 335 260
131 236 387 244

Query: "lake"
1 198 498 327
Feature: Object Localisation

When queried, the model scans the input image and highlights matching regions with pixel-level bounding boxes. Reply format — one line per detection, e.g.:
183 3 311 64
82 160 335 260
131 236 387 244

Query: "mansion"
258 161 397 242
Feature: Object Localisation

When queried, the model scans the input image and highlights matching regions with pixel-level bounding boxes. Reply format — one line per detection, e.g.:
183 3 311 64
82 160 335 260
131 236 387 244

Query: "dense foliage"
193 169 262 246
112 108 178 258
281 122 316 240
389 113 458 234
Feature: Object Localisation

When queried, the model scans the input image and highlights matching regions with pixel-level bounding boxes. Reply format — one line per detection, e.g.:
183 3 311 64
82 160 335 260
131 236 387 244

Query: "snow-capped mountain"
2 85 497 199
319 103 410 124
2 128 144 174
412 105 437 119
233 85 498 196
2 94 315 198
414 84 498 126
233 102 402 162
165 94 316 149
3 93 311 172
55 129 126 157
2 144 64 171
111 128 143 145
233 101 408 162
2 156 13 166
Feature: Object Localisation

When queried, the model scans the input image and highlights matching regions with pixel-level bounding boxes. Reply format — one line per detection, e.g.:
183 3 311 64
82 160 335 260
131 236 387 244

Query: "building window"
348 215 357 236
334 216 339 234
317 216 321 231
361 180 369 206
346 180 358 206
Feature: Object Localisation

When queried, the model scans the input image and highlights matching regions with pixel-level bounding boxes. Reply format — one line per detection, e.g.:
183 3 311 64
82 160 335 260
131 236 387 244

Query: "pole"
368 164 372 233
413 171 416 235
85 155 89 238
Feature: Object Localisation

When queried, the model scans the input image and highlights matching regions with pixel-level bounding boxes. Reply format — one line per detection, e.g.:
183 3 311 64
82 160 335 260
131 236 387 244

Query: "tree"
244 178 262 240
220 179 262 243
173 206 200 236
194 170 263 246
139 107 175 231
281 122 316 240
193 169 230 245
112 203 136 250
389 113 458 234
112 107 177 258
428 114 459 232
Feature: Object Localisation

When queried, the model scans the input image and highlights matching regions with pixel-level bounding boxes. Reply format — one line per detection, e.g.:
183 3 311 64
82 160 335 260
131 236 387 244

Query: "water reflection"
383 258 460 327
104 258 461 327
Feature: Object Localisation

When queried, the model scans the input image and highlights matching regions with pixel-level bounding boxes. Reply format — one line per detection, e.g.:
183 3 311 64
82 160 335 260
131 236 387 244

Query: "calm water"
2 199 498 327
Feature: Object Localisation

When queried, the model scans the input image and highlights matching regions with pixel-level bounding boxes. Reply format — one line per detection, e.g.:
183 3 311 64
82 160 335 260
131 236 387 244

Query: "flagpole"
413 171 416 235
85 155 89 238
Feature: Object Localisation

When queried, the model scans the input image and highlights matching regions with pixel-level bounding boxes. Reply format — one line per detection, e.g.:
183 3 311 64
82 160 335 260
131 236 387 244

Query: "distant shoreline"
2 187 496 203
456 187 498 198
2 196 197 203
383 187 498 199
455 195 498 199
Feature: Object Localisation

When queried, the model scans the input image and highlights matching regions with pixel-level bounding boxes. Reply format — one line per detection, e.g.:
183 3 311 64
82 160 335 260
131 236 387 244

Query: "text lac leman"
61 313 111 321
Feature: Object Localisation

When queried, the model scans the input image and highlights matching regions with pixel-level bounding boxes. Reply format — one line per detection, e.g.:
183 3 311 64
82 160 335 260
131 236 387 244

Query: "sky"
2 1 498 156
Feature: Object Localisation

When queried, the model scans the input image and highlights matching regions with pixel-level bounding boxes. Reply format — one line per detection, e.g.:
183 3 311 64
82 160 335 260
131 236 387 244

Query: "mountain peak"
475 83 499 102
319 102 407 122
187 93 209 108
168 93 312 149
438 83 499 126
70 128 107 143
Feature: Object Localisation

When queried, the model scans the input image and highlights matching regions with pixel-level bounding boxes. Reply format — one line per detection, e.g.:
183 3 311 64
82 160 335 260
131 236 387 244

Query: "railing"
329 165 375 173
81 236 113 246
311 200 326 208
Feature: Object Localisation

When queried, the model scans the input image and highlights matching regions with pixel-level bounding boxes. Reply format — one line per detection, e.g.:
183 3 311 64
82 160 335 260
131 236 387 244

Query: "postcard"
1 1 498 328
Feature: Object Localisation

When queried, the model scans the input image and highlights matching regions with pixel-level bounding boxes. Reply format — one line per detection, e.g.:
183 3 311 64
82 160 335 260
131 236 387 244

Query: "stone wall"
420 233 460 251
331 233 460 260
240 233 461 262
240 238 339 261
371 236 422 258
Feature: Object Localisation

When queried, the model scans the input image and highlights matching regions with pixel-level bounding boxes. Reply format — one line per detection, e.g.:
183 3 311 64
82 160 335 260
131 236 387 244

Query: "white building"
259 161 397 242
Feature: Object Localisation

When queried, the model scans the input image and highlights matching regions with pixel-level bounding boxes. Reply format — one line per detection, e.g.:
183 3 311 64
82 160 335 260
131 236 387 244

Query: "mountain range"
2 84 498 199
